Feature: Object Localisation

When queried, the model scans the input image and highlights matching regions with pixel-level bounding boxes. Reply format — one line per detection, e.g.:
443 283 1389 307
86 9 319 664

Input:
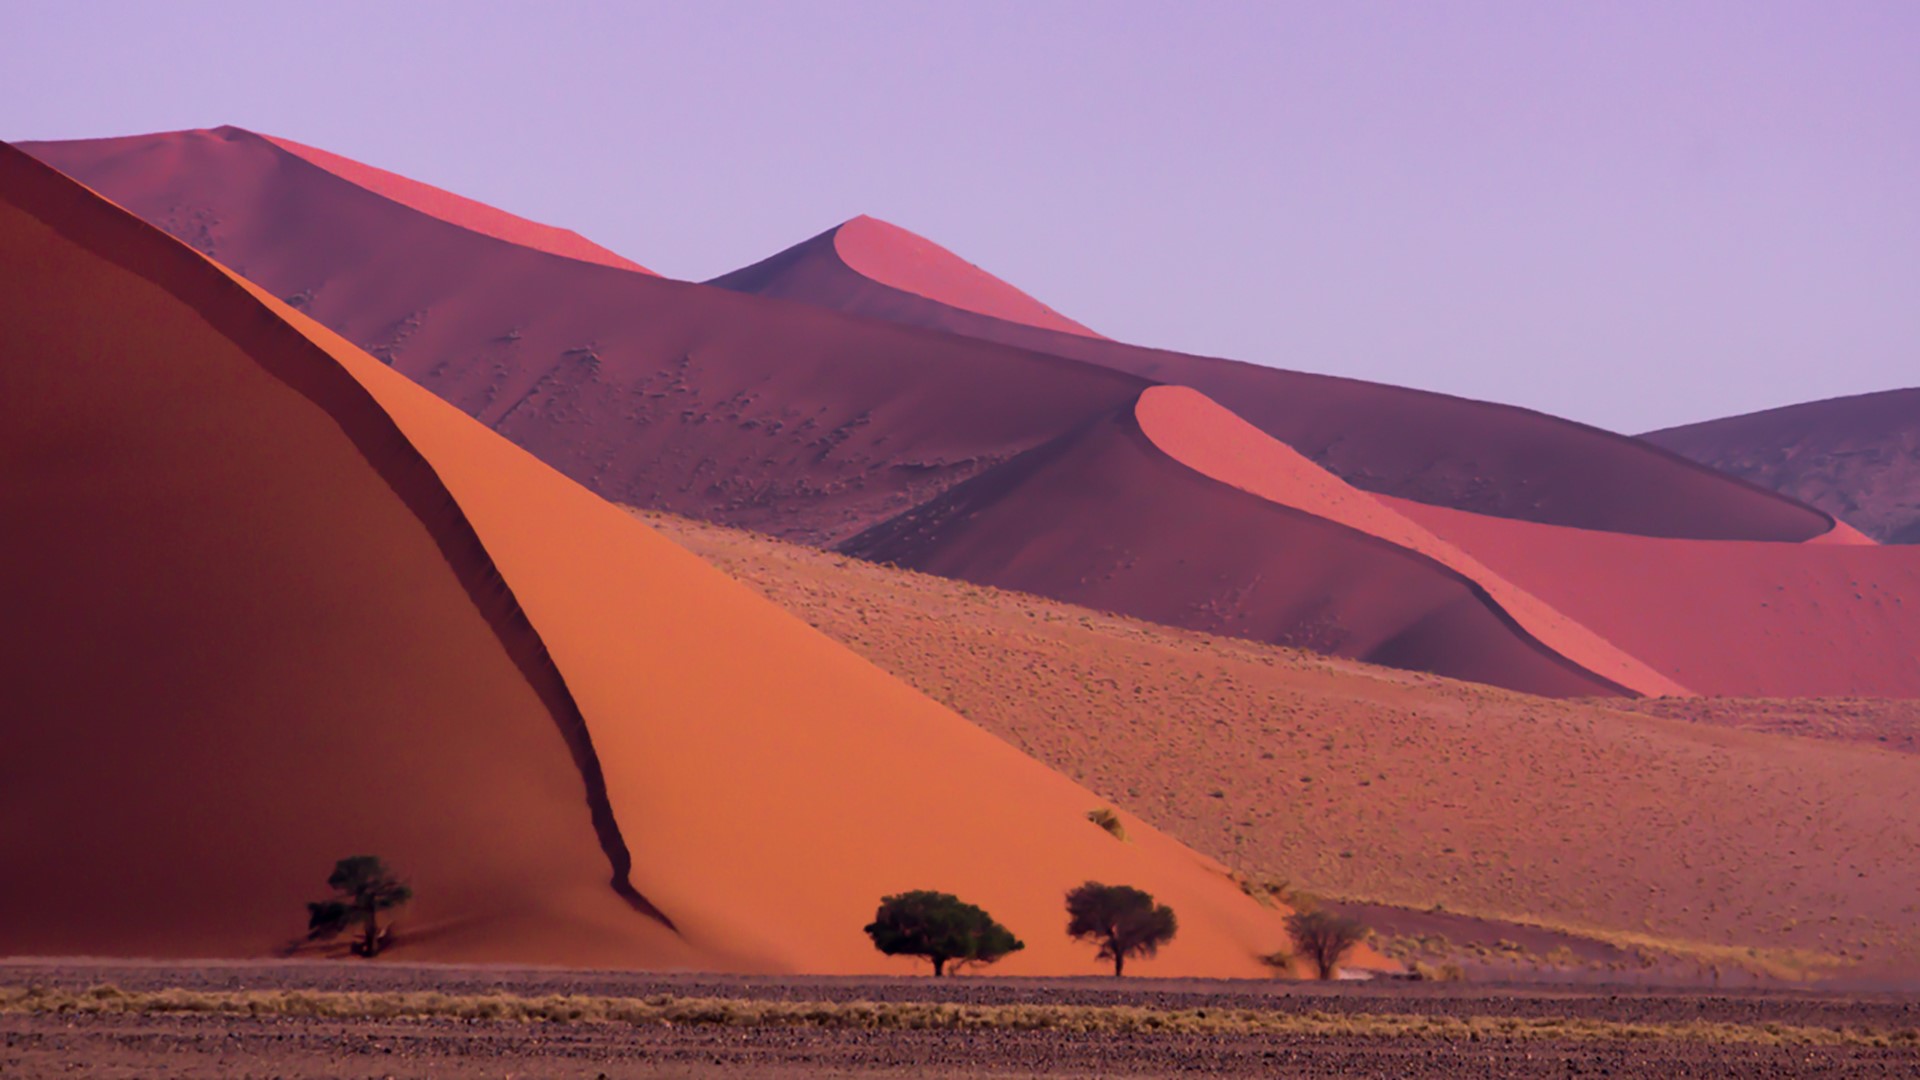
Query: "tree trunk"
1113 951 1124 977
363 908 379 958
933 956 946 977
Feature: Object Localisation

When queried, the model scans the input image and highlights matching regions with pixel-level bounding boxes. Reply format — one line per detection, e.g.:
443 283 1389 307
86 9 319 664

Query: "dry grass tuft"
3 985 1915 1047
1087 807 1129 841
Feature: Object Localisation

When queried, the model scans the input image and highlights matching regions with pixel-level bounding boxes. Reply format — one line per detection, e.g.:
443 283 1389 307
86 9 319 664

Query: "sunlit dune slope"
1644 389 1920 545
22 128 1147 546
650 510 1920 977
712 223 1838 542
0 143 1312 977
0 144 695 967
710 215 1104 337
844 387 1636 698
1386 496 1920 699
255 131 655 274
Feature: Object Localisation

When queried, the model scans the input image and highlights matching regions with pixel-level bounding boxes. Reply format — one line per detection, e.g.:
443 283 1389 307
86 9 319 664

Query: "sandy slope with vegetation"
644 510 1920 983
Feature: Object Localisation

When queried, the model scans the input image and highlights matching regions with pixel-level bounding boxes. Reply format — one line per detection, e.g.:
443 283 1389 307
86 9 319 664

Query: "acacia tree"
1064 881 1177 976
864 890 1025 976
307 856 413 958
1286 909 1368 980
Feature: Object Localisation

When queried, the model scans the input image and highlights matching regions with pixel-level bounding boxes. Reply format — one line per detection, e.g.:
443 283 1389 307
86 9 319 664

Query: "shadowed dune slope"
710 222 1836 542
652 510 1920 979
1135 387 1686 697
255 131 655 274
844 388 1632 698
21 128 1146 546
1386 496 1920 698
0 144 696 968
0 143 1313 977
709 215 1104 338
1644 390 1920 545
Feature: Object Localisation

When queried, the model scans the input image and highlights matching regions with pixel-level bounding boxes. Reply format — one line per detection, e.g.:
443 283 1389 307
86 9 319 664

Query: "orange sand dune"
711 221 1838 543
0 142 1314 977
845 387 1633 697
1386 497 1920 698
713 215 1104 338
1645 389 1920 545
651 510 1920 978
24 128 1146 547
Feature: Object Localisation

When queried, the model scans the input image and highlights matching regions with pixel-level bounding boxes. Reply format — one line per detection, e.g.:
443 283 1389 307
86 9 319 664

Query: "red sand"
23 128 1146 547
715 215 1103 337
0 141 1324 978
1135 387 1687 697
711 222 1839 543
845 388 1633 698
256 130 653 272
29 128 1834 546
1645 389 1920 545
1387 496 1920 698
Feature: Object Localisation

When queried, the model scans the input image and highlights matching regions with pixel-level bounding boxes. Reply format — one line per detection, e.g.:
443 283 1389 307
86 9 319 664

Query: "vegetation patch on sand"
4 985 1917 1048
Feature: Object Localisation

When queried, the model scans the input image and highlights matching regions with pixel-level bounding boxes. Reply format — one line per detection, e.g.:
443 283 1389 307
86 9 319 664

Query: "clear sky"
5 1 1915 432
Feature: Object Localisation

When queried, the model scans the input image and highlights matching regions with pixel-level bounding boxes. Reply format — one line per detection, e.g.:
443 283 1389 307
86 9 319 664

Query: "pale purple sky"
6 1 1915 432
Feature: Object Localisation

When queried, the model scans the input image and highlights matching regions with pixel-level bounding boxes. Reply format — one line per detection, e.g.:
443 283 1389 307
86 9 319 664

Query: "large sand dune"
1386 497 1920 698
0 142 1328 977
1644 389 1920 544
19 128 1150 546
655 510 1920 979
844 387 1639 697
711 218 1836 542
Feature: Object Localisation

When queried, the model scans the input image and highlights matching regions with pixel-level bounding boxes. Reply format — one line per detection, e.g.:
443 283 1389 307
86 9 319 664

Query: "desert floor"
3 960 1916 1078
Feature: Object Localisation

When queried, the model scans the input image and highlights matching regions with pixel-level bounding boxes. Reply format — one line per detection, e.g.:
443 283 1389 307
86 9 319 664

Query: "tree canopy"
863 890 1025 976
1064 881 1177 976
307 855 413 958
1286 909 1369 980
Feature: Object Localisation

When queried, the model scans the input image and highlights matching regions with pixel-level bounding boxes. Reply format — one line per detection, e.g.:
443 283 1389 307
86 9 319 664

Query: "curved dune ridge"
0 141 1327 976
1644 389 1920 545
710 222 1840 543
21 127 1146 547
253 130 654 273
1385 496 1920 698
709 215 1104 338
845 387 1637 698
26 128 1833 546
1133 387 1688 698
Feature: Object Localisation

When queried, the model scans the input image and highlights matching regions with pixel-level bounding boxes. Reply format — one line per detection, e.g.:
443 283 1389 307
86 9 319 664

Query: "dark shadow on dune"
0 142 677 933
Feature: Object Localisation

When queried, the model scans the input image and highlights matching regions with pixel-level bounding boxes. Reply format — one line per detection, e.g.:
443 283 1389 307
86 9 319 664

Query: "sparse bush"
1410 960 1467 982
1065 882 1177 976
306 856 412 958
864 891 1024 976
1086 808 1128 841
1286 909 1369 980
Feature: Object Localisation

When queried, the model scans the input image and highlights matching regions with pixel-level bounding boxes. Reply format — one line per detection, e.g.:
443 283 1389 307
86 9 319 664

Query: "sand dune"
711 214 1104 337
0 142 1334 977
844 387 1636 697
710 219 1837 542
1386 497 1920 698
654 509 1920 978
23 128 1146 546
1644 389 1920 544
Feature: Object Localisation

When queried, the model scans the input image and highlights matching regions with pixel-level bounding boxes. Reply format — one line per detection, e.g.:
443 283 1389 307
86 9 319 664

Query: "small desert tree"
307 856 412 958
1286 909 1368 980
1064 881 1177 976
864 890 1024 976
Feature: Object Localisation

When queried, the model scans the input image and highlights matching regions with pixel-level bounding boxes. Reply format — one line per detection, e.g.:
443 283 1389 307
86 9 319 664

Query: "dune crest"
0 141 1325 976
250 129 653 273
846 387 1640 697
1133 387 1686 697
1645 388 1920 545
1386 496 1920 698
